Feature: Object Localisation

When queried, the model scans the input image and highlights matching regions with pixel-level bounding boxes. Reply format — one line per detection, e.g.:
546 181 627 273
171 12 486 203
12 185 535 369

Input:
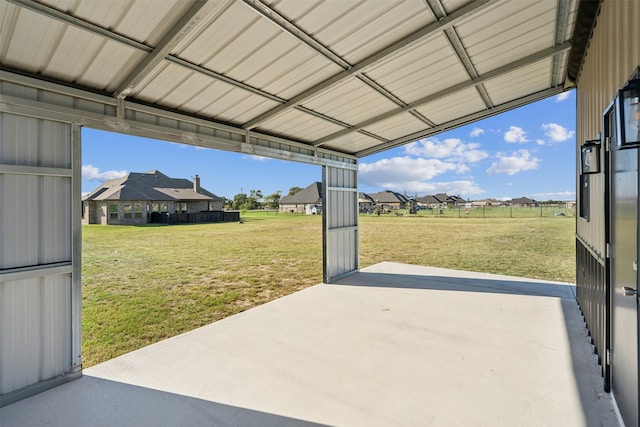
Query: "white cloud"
358 157 485 196
470 127 485 137
486 150 540 175
396 180 484 196
359 157 457 183
536 139 546 146
504 126 529 143
404 138 488 163
530 191 576 200
82 165 127 181
555 92 571 102
541 123 575 143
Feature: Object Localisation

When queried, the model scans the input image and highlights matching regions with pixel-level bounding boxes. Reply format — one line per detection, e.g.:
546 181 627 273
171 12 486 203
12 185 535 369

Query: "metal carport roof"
0 0 582 159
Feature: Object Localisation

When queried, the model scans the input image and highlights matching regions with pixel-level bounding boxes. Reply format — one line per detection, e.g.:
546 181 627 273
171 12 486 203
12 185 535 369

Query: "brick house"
82 170 223 225
279 182 322 214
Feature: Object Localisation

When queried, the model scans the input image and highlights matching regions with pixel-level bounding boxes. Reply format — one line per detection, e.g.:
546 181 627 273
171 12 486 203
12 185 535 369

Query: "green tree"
232 193 248 210
288 186 303 196
264 191 282 209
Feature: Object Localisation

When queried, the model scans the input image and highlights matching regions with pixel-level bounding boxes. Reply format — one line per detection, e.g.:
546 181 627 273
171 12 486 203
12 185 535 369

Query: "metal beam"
241 0 494 130
313 42 571 147
0 70 357 169
114 0 210 98
551 0 572 87
7 0 152 53
356 86 565 157
8 0 360 135
426 0 493 109
241 1 407 138
242 0 350 70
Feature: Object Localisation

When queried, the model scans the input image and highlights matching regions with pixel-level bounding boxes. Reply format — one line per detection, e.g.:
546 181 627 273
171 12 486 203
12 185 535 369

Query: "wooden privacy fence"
150 211 240 225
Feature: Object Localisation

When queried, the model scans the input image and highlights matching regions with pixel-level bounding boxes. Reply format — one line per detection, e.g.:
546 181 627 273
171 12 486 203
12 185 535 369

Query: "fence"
150 211 240 225
362 205 576 219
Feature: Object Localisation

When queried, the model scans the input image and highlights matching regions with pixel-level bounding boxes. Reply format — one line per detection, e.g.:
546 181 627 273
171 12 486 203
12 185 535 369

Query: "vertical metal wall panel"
576 0 640 257
0 108 79 405
323 165 358 283
40 274 72 381
41 176 72 264
0 278 41 394
1 173 40 269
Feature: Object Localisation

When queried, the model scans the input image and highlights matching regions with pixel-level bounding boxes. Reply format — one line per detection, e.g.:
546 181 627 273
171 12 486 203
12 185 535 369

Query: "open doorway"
81 128 323 366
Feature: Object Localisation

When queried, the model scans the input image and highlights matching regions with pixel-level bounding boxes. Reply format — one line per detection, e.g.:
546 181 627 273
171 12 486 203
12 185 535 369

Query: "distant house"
82 170 224 225
279 182 322 214
510 197 537 207
471 198 501 207
368 190 408 211
416 193 465 209
447 195 466 207
359 192 375 213
416 195 443 209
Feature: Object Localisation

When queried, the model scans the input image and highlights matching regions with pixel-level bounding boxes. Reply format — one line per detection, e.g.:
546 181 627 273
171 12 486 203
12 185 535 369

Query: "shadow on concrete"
333 267 617 426
0 375 329 427
333 270 576 299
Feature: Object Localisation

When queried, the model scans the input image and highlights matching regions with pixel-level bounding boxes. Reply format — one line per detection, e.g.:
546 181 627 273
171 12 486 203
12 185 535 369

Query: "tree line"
224 186 303 210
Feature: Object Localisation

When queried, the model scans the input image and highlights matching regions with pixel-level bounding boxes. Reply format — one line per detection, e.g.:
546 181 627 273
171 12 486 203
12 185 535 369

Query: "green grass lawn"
82 212 575 367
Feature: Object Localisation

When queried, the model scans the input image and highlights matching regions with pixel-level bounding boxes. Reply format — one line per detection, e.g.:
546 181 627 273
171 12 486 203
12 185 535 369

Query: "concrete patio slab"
0 262 619 426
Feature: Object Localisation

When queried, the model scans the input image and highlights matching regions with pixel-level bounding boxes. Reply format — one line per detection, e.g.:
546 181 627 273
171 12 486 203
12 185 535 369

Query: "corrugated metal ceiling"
0 0 578 158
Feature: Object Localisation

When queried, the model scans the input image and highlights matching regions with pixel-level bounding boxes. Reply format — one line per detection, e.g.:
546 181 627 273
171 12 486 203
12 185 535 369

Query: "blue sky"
82 90 576 201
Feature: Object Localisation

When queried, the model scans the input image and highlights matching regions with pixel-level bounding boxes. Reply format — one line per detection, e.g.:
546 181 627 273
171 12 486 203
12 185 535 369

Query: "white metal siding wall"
323 166 358 282
0 103 81 404
576 0 640 258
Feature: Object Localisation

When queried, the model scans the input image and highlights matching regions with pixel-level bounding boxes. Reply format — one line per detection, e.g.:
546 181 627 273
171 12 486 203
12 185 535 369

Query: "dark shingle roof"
83 170 222 202
280 182 322 204
368 190 408 203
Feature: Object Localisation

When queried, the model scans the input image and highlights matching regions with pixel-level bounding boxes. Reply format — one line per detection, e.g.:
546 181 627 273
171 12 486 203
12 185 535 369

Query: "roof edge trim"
566 0 603 85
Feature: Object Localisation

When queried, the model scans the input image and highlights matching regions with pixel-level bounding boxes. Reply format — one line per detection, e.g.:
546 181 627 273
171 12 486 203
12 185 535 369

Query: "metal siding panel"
41 176 72 264
0 279 41 394
40 274 72 380
0 174 40 269
41 121 72 169
0 113 71 168
0 113 39 165
576 0 640 256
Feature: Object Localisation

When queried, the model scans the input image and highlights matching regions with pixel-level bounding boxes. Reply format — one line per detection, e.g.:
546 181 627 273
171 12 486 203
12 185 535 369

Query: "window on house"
109 203 118 219
161 203 168 212
209 201 215 211
579 174 590 220
123 204 132 218
134 203 143 218
152 203 159 212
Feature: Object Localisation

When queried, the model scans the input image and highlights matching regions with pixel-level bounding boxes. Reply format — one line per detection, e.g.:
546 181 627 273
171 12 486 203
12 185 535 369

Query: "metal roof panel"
259 109 346 142
415 88 486 125
364 112 429 140
303 78 399 126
